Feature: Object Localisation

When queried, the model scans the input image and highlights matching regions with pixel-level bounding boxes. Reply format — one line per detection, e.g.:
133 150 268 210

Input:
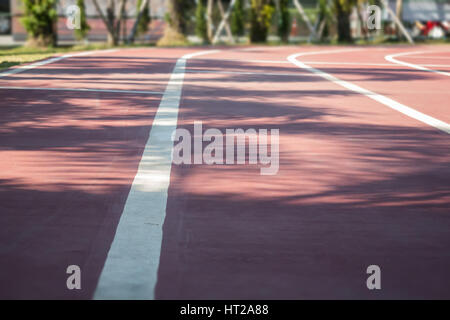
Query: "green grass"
0 44 111 71
0 43 157 71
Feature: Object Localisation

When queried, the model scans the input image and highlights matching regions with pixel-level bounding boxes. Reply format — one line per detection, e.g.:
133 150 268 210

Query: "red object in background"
423 21 437 35
421 21 449 36
290 19 298 37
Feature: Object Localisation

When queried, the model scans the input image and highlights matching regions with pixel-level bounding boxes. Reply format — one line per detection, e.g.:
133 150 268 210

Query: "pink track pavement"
0 45 449 299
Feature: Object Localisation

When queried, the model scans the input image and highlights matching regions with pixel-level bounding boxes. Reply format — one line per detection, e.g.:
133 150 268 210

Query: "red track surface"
0 45 449 299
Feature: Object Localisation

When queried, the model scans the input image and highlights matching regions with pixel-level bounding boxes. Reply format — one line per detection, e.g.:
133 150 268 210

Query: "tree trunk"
157 0 186 46
206 0 214 41
128 0 149 43
335 0 352 42
106 0 117 45
396 0 403 38
169 0 183 34
92 0 117 45
357 3 368 40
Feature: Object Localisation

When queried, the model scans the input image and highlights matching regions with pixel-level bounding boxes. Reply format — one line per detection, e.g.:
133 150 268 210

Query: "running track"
0 45 449 299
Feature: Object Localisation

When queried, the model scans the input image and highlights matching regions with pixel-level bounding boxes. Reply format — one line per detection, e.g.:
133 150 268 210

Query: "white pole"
293 0 316 41
212 0 237 44
380 0 414 44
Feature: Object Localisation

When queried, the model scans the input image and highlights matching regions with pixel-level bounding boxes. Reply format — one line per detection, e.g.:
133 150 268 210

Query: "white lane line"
0 86 162 95
288 50 450 135
237 59 291 64
400 55 450 60
0 49 117 78
296 61 450 68
202 58 450 68
94 49 220 300
185 69 316 77
238 47 286 51
385 51 450 77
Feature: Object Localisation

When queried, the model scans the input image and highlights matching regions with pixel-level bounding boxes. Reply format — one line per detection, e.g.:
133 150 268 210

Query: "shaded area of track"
0 46 449 299
0 49 184 298
156 48 450 299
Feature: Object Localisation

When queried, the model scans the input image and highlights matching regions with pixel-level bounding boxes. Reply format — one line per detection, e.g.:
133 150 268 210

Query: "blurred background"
0 0 448 47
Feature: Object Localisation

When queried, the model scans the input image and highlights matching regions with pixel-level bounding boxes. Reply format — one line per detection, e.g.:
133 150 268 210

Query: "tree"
277 0 289 42
196 0 208 43
316 0 333 40
249 0 275 43
136 0 151 36
158 0 195 46
74 0 90 41
333 0 356 42
21 0 58 47
128 0 149 43
395 0 403 38
231 0 245 37
92 0 127 45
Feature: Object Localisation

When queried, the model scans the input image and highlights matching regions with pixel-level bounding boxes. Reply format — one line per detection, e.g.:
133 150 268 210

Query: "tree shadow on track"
156 63 450 299
0 53 448 299
157 121 450 299
0 88 160 299
186 59 436 83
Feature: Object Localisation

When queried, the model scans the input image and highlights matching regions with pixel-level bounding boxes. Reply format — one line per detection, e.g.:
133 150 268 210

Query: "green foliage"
74 0 90 41
21 0 58 46
250 0 275 43
137 0 151 36
334 0 357 12
231 0 245 36
195 0 208 42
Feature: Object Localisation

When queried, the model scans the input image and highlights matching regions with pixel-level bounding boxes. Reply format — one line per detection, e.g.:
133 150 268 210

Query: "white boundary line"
295 61 450 68
0 86 163 95
385 51 450 77
94 49 220 300
404 56 450 60
201 58 450 68
0 49 117 78
287 50 450 135
185 69 316 77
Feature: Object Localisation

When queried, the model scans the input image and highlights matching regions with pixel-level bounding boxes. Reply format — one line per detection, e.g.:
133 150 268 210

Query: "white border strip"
200 58 450 68
185 69 316 77
0 49 117 78
94 50 220 300
385 51 450 77
288 50 450 135
0 86 162 95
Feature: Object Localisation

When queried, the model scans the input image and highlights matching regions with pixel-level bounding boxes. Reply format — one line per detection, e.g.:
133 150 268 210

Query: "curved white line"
385 51 450 77
287 50 450 135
